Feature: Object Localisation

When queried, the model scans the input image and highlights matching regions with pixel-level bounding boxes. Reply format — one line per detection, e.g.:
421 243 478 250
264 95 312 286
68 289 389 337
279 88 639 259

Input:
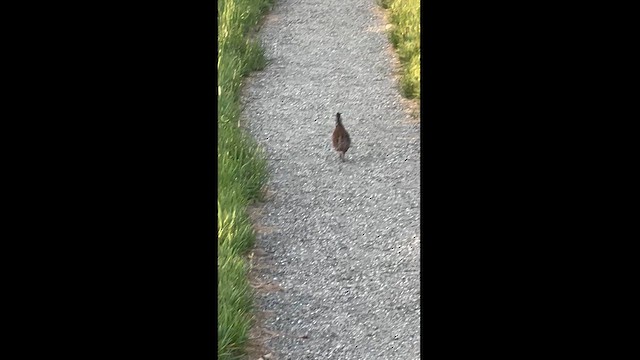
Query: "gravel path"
242 0 420 358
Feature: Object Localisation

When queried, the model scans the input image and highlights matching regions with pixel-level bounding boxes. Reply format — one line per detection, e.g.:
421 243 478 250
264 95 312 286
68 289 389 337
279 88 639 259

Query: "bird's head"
335 112 342 124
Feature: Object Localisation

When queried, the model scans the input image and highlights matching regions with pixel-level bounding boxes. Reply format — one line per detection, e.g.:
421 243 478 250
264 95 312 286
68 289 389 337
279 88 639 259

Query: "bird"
332 112 351 162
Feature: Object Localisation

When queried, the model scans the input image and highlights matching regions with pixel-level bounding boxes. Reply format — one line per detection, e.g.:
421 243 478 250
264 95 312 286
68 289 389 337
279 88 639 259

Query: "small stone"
264 354 273 359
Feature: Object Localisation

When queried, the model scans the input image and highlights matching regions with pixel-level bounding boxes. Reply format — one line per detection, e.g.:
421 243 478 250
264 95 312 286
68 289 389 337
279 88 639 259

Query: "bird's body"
332 112 351 162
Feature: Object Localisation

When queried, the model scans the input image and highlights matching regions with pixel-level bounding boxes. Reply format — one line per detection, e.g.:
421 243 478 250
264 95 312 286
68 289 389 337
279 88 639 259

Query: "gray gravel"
242 0 420 359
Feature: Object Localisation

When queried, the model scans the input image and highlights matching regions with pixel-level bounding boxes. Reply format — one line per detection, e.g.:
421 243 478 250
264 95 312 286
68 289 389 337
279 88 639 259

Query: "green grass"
379 0 421 99
218 0 272 358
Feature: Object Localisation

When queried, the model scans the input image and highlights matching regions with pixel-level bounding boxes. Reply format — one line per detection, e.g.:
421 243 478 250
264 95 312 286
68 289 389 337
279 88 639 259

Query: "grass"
218 0 273 358
379 0 421 99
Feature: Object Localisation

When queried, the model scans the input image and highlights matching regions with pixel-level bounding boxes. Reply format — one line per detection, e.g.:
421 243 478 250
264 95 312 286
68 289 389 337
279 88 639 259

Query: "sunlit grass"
380 0 421 99
218 0 272 358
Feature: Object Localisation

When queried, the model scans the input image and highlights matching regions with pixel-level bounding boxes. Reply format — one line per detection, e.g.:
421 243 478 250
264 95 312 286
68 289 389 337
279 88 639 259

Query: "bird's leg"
340 152 345 162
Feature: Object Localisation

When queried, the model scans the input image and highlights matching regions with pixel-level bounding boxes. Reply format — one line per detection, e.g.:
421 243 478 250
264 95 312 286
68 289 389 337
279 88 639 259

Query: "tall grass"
380 0 421 99
218 0 272 358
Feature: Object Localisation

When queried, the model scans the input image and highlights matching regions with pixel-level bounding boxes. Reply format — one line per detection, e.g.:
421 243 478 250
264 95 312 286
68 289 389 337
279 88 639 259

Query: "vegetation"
379 0 421 99
217 0 272 358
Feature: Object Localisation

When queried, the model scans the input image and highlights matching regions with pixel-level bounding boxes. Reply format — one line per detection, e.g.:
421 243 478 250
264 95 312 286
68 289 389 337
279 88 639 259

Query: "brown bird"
332 112 351 162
